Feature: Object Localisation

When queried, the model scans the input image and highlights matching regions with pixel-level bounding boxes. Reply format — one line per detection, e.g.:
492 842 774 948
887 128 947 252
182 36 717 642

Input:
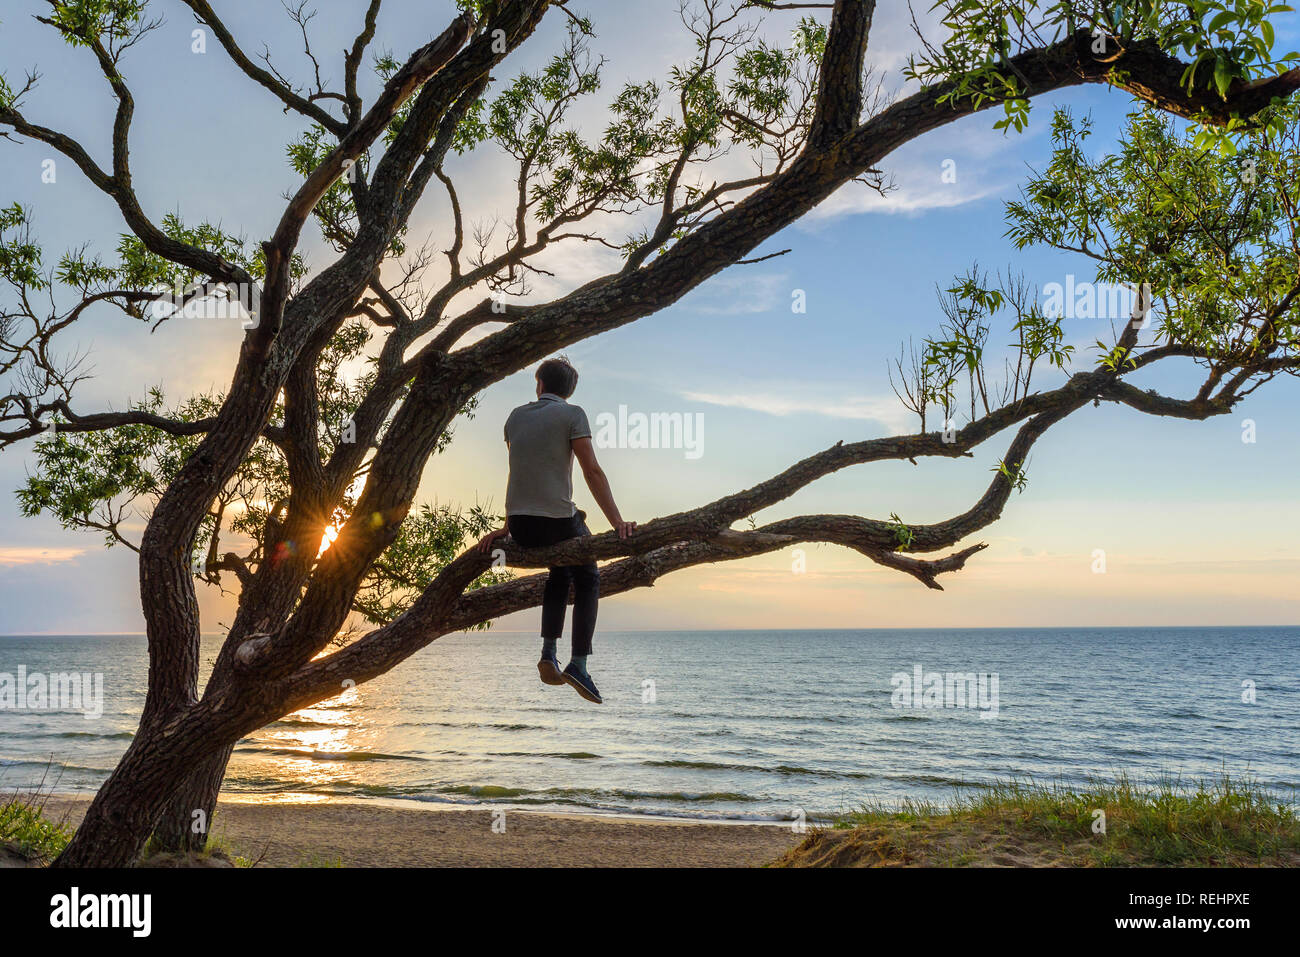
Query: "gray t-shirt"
503 393 592 518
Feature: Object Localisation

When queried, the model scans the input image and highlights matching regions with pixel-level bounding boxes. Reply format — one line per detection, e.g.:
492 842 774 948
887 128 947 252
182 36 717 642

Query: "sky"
1 0 1298 634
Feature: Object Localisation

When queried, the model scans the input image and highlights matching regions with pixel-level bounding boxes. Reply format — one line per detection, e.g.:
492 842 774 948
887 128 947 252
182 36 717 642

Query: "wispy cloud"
681 388 915 434
0 546 87 566
686 271 791 316
811 178 1006 221
804 107 1047 224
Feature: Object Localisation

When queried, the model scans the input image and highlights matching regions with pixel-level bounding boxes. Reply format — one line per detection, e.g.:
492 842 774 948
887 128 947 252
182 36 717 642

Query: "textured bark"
150 744 234 854
54 713 209 867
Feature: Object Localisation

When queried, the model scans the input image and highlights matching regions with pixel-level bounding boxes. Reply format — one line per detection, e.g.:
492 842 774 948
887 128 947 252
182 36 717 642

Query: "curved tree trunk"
53 718 218 867
150 745 235 854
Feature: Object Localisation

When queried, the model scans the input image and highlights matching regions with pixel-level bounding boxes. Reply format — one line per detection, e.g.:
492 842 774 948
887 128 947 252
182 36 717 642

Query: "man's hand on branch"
478 527 509 554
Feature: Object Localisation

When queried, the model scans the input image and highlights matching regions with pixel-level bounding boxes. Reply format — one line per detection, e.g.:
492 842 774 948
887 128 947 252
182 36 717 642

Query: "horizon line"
2 623 1297 638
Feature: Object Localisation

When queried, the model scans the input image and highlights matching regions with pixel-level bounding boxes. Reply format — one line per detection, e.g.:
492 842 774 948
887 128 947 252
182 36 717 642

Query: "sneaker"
537 654 564 686
561 663 603 704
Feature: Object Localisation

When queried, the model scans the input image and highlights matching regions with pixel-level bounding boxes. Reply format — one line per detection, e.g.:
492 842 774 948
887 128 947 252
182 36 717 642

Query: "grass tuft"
0 791 73 865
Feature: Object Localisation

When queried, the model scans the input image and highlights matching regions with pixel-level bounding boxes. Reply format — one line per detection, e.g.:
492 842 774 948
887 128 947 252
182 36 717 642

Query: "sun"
317 524 340 557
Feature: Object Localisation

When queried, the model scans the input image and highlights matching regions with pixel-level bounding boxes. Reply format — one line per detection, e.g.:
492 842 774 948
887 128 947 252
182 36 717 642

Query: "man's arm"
573 437 636 540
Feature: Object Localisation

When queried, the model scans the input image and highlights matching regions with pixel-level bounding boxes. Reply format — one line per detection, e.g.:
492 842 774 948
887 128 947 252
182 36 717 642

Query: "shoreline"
20 771 1299 868
37 795 803 867
32 788 818 827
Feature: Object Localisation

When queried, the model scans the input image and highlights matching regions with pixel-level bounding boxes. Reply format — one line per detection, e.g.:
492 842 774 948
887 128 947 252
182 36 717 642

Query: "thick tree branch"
247 350 1142 684
808 0 875 150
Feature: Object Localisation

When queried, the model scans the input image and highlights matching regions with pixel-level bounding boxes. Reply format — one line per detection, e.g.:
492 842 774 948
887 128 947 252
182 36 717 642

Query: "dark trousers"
507 511 598 657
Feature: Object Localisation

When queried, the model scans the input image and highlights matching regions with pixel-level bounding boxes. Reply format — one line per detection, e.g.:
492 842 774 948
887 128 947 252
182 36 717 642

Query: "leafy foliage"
355 502 502 625
1006 104 1300 367
906 1 1299 140
0 203 46 291
45 0 146 46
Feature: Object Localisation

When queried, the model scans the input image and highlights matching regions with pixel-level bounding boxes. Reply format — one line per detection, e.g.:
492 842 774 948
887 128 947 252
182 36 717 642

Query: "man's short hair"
536 356 579 398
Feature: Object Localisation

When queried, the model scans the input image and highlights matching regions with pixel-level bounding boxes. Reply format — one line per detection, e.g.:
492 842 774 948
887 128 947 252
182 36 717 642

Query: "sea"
1 627 1296 823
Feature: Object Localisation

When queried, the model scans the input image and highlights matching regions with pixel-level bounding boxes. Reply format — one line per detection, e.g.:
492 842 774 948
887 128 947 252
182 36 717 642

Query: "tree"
1 0 1298 866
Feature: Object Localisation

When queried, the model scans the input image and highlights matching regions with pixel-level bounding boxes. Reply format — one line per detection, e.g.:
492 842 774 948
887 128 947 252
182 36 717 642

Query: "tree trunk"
53 717 211 867
150 744 235 854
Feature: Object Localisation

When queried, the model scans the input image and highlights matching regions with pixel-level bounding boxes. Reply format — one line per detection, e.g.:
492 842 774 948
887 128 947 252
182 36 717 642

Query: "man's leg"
564 511 597 664
508 515 569 684
557 513 603 703
568 562 599 662
541 564 575 646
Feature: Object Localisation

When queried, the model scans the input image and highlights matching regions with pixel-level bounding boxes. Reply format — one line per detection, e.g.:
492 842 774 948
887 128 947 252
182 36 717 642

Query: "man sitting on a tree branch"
480 356 636 704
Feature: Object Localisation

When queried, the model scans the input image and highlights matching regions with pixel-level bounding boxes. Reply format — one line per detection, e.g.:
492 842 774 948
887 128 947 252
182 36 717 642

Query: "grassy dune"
774 774 1300 867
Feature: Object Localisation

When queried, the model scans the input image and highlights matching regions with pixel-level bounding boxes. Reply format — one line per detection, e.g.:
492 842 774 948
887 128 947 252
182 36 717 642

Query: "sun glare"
318 524 340 557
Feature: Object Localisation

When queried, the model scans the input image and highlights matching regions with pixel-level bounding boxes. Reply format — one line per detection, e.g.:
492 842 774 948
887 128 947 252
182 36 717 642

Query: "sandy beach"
38 797 801 867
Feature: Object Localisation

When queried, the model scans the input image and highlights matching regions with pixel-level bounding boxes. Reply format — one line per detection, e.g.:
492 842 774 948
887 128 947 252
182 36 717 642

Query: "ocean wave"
0 729 134 740
489 751 601 760
643 758 876 780
233 746 426 763
599 788 761 804
0 757 115 775
390 720 547 732
440 784 531 798
884 773 991 788
427 783 766 805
